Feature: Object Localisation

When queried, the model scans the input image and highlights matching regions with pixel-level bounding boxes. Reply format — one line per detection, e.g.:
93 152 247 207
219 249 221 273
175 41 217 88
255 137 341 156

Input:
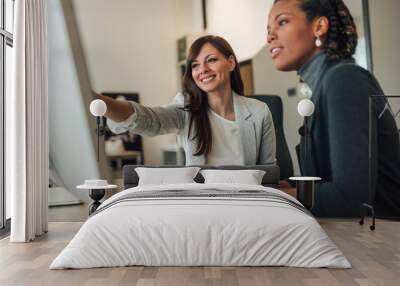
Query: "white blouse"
206 109 244 166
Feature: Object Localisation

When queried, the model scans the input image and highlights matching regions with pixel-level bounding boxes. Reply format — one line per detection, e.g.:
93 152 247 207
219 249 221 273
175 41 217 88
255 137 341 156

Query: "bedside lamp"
89 99 107 162
297 99 314 165
78 99 117 215
297 98 314 116
290 99 321 210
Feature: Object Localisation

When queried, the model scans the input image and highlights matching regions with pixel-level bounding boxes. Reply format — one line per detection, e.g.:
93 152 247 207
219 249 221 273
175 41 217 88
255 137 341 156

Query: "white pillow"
135 167 201 186
200 169 266 185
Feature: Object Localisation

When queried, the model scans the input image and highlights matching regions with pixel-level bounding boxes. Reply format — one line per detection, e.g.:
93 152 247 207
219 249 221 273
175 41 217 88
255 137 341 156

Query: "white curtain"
9 0 49 242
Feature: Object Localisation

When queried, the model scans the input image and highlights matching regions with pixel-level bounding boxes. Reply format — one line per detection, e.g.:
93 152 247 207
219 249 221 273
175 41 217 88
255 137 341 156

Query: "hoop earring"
315 37 322 47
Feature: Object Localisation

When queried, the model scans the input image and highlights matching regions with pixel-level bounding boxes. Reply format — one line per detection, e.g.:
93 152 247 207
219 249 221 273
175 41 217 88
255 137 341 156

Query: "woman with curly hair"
267 0 400 217
96 35 276 166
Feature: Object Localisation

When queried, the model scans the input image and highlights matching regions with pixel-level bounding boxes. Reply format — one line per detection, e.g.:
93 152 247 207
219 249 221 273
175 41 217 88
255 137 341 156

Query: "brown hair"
182 35 244 157
274 0 358 61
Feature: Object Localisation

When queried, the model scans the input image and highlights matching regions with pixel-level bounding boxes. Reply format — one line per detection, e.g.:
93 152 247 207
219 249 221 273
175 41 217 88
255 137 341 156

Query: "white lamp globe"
90 99 107 117
297 99 315 117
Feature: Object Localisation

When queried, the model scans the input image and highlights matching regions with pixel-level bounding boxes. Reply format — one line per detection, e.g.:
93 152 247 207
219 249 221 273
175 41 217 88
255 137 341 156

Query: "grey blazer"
107 92 276 166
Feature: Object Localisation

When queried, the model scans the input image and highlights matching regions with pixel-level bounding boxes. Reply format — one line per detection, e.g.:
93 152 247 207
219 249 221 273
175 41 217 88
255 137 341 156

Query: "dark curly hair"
274 0 358 61
182 35 244 157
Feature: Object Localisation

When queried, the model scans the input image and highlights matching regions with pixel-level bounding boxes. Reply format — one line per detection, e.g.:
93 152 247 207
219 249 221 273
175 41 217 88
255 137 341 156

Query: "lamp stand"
304 117 308 167
95 116 105 162
88 189 105 215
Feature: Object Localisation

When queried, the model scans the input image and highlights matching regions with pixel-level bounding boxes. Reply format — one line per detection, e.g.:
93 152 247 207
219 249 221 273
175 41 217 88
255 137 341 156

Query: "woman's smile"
269 46 283 59
199 74 216 84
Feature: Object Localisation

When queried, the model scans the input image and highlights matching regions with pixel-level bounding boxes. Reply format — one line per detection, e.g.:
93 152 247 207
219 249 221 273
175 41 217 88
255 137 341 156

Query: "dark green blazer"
299 60 400 217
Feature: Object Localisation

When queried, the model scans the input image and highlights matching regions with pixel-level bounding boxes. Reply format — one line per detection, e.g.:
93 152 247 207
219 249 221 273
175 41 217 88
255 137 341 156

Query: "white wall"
48 0 100 202
72 0 201 165
343 0 368 69
206 0 272 61
370 0 400 95
173 0 204 38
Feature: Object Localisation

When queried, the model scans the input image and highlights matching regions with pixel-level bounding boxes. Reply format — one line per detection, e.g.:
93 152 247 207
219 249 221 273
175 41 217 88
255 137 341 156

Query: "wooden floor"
0 219 399 286
48 204 88 222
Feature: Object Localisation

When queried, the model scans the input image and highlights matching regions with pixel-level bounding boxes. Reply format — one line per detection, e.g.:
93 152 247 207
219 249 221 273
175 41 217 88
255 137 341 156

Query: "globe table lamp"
78 99 117 215
89 99 107 162
290 99 321 210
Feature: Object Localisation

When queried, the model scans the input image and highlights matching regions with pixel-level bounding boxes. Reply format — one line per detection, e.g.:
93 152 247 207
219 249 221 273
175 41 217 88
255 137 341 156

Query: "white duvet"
50 183 351 269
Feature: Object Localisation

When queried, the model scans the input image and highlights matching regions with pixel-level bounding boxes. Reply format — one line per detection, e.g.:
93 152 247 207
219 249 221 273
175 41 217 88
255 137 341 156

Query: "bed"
50 165 350 269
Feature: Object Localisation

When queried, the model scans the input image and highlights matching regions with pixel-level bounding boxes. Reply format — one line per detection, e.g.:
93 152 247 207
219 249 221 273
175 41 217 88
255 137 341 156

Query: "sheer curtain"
9 0 49 242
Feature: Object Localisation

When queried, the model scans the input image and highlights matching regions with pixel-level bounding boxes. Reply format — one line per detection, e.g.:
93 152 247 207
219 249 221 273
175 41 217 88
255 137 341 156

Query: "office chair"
249 95 294 180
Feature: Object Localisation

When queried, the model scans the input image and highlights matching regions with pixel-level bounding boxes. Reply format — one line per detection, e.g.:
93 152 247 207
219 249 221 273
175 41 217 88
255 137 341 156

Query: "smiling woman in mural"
94 35 276 166
267 0 400 217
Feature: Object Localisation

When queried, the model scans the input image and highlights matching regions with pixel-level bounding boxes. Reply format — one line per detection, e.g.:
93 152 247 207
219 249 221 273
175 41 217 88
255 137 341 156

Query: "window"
0 0 14 232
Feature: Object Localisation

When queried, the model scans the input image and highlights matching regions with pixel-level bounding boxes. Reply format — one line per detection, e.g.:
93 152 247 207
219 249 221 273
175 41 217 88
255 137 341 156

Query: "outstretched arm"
94 91 186 137
93 91 135 122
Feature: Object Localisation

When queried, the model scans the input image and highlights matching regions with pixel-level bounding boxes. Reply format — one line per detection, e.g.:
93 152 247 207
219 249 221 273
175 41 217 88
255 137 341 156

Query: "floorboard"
0 220 399 286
